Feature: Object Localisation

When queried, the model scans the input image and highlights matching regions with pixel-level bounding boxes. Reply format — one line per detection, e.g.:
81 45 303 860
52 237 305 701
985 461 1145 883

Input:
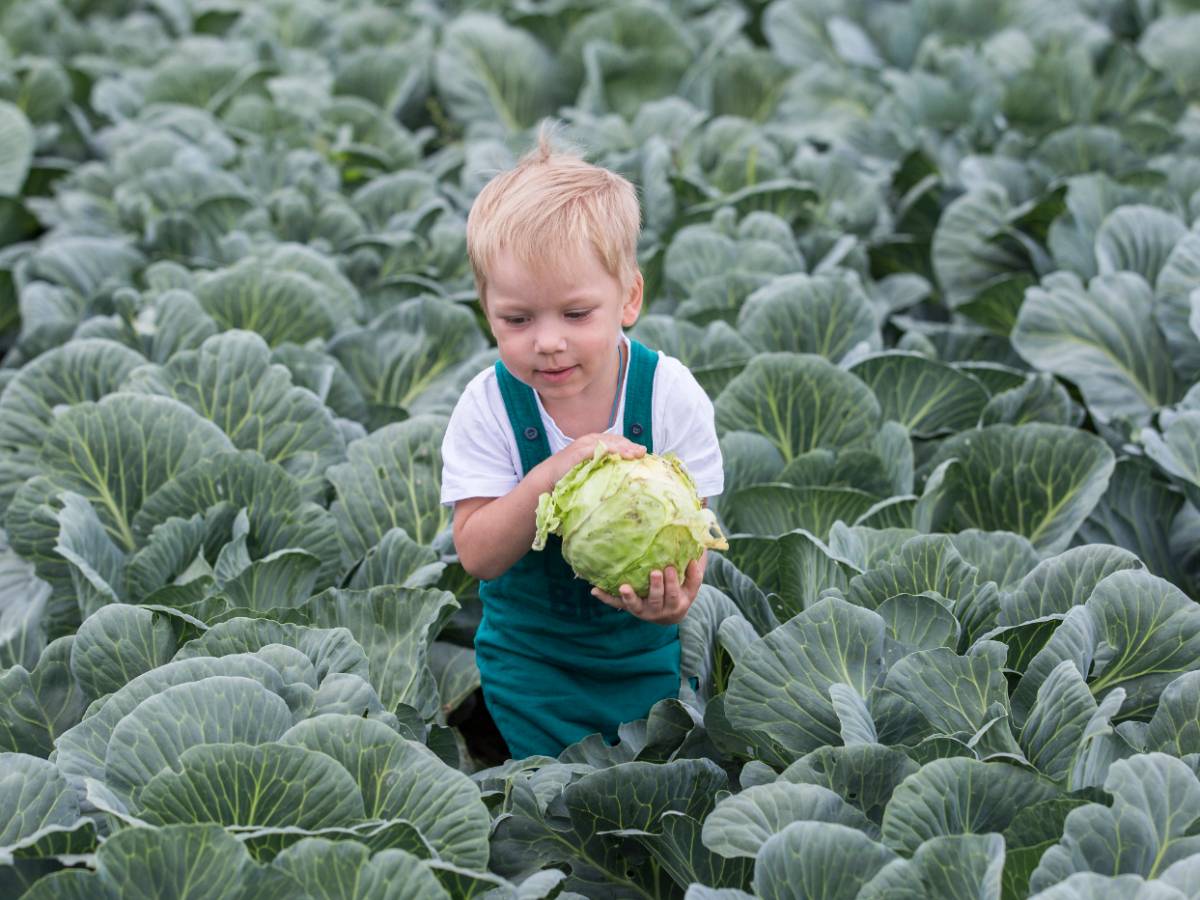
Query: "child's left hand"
591 552 708 625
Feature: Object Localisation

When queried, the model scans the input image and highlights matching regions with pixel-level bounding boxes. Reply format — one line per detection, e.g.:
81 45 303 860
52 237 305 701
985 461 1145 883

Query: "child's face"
483 244 642 406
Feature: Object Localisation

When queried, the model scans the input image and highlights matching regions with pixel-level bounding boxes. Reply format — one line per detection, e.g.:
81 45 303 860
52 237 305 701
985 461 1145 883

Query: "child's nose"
533 326 566 354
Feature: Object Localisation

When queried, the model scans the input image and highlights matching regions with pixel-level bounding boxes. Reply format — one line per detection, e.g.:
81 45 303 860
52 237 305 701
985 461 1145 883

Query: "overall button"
630 423 643 436
524 426 540 440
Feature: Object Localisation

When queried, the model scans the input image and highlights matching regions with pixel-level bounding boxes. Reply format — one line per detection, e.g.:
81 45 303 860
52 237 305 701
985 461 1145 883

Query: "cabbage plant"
6 0 1200 897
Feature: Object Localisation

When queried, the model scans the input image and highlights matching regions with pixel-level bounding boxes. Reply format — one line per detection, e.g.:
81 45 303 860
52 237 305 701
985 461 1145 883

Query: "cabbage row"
2 0 1200 898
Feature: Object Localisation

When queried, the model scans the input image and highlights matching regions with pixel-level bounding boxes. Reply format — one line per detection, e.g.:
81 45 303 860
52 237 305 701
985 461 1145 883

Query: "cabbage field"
4 0 1200 897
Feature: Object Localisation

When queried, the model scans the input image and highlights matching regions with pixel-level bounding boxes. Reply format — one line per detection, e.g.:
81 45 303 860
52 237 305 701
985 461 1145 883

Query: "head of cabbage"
533 445 728 597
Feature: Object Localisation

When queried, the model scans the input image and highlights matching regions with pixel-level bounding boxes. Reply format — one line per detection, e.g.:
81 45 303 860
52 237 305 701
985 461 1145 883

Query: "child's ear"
620 270 644 327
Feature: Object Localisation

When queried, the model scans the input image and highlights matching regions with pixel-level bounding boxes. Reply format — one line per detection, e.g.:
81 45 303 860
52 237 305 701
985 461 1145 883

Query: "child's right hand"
549 433 645 484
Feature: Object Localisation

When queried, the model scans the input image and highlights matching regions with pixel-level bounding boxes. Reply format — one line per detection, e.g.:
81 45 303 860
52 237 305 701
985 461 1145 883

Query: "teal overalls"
475 339 681 759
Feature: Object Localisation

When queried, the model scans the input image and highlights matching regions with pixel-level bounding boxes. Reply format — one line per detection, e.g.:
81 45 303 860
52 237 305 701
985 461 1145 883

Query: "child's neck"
540 341 626 439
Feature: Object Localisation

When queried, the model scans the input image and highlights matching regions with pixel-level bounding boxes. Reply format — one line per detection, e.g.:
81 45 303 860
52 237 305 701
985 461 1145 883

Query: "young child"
440 125 724 761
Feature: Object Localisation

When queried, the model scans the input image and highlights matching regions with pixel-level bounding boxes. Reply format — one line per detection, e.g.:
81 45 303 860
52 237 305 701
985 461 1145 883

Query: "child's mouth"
538 365 577 383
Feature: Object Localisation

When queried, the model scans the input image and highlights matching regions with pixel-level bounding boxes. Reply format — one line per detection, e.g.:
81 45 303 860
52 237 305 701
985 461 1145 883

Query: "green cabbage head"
533 445 728 597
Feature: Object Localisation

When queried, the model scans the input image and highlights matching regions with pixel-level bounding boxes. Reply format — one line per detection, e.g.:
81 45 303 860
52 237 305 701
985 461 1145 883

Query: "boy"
440 125 724 761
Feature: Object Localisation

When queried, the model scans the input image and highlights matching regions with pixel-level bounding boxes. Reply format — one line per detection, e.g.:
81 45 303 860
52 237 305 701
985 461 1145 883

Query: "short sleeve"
652 357 724 499
439 371 521 507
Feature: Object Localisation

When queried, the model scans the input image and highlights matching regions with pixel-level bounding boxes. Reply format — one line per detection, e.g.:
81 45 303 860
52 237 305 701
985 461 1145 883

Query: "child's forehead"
488 243 614 295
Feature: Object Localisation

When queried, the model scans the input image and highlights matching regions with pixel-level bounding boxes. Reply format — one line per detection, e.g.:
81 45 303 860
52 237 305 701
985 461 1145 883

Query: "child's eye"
502 316 528 326
565 310 591 320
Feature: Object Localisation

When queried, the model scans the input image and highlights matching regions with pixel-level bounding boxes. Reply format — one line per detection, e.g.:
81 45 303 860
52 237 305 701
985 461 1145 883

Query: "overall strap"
494 360 551 476
623 339 658 452
494 339 658 472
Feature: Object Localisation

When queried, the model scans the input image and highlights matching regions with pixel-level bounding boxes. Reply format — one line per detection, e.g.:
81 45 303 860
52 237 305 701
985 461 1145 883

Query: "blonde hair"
466 121 642 306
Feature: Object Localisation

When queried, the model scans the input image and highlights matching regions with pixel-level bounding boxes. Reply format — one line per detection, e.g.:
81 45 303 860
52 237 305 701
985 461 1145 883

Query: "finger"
620 584 643 615
682 558 703 594
644 570 665 617
663 566 685 615
590 587 623 609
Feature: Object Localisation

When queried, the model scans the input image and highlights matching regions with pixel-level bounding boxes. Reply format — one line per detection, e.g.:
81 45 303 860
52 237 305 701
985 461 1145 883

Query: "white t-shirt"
440 334 724 506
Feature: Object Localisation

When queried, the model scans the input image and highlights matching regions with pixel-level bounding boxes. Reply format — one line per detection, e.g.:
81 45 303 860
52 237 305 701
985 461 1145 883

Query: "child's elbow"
453 537 479 579
457 550 500 582
452 527 501 582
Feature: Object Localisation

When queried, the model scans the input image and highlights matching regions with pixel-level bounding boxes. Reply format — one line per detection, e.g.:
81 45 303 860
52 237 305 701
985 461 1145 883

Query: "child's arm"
452 433 646 581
